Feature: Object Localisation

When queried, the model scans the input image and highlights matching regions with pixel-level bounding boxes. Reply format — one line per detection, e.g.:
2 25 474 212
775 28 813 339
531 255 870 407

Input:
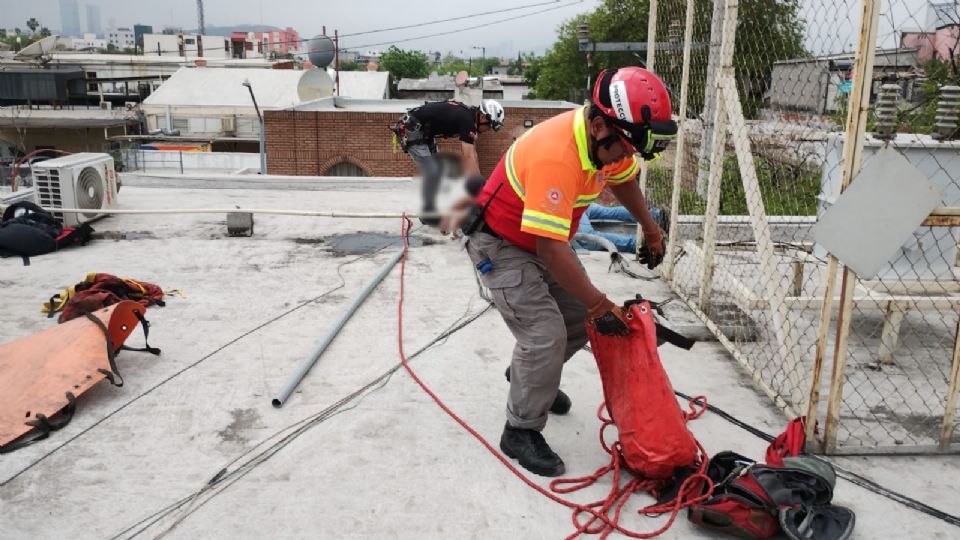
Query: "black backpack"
0 201 93 265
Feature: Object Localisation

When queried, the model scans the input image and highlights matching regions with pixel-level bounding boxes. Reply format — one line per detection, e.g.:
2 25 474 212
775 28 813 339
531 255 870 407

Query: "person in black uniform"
400 99 505 223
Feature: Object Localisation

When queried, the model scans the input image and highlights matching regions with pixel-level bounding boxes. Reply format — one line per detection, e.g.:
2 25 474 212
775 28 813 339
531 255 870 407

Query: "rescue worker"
399 99 505 223
459 67 676 477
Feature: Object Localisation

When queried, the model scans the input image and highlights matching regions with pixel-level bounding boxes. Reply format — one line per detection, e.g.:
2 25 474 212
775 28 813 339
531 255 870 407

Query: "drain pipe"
272 248 404 407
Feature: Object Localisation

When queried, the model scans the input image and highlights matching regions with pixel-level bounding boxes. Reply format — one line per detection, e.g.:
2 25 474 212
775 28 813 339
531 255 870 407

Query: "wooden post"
662 0 696 281
698 0 739 309
878 302 907 365
696 0 727 196
720 74 804 408
821 0 882 454
792 260 804 297
941 316 960 449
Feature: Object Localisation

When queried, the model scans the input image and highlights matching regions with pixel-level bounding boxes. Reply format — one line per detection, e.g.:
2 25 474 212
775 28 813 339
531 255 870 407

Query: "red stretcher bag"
586 299 698 479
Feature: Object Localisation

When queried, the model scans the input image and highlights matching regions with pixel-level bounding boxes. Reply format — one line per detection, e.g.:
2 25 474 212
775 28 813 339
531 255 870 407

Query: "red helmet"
592 67 677 160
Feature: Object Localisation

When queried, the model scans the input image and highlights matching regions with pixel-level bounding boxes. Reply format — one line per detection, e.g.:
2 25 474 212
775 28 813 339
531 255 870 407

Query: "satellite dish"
454 70 469 87
14 35 72 60
306 35 335 68
297 69 335 101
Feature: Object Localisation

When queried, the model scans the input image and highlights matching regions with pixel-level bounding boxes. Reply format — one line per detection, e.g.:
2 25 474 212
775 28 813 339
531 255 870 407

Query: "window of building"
185 38 195 45
324 161 370 177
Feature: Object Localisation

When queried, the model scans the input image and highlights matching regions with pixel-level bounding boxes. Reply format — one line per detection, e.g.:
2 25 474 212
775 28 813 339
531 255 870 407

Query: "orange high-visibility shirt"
478 106 640 253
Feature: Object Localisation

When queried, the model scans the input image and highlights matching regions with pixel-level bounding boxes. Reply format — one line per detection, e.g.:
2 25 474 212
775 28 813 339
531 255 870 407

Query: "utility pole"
242 79 266 175
196 0 205 35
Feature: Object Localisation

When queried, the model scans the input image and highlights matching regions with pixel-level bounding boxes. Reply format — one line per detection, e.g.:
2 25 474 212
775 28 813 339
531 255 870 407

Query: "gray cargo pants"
465 231 589 431
407 142 442 211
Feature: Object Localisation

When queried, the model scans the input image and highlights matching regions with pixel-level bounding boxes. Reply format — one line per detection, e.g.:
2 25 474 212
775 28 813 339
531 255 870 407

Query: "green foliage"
379 46 431 91
338 60 364 71
1 34 41 51
532 0 807 117
645 154 821 216
39 27 51 37
26 18 39 33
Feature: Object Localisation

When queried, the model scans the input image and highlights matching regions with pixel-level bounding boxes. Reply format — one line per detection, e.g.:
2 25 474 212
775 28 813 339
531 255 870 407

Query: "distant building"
85 4 101 35
143 33 230 58
59 0 81 37
72 32 107 51
106 27 135 50
769 48 920 115
396 74 503 101
900 1 959 64
133 24 152 51
229 27 301 59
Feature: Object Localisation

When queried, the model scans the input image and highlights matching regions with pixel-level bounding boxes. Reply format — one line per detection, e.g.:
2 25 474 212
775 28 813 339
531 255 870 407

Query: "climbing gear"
500 422 566 477
587 298 699 478
0 301 157 453
42 272 168 323
592 67 678 161
479 99 505 131
0 201 63 265
689 449 855 540
459 182 504 237
765 416 810 466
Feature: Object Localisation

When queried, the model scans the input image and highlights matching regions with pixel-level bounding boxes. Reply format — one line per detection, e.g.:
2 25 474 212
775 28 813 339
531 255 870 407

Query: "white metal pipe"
0 206 435 219
272 249 404 407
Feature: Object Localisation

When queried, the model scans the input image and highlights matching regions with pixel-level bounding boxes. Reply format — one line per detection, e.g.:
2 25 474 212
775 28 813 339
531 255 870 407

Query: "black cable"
673 390 960 528
339 1 564 37
0 241 410 488
89 2 580 58
111 303 494 539
346 1 585 51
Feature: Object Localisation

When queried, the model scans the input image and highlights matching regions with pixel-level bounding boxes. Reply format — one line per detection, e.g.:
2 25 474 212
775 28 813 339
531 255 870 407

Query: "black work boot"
500 423 566 477
504 367 571 415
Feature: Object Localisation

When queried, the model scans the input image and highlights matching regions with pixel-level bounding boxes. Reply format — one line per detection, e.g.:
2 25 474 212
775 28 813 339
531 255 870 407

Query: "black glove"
588 296 629 336
637 244 665 269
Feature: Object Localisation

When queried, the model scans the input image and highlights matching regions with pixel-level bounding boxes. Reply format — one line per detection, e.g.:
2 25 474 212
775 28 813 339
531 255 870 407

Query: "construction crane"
196 0 205 35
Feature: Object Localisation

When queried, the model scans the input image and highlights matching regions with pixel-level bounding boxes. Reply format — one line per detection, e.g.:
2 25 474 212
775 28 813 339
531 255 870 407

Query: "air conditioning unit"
31 153 118 227
221 116 236 134
99 101 112 110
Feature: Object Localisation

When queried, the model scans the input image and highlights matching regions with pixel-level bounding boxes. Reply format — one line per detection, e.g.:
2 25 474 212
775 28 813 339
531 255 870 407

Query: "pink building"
230 27 301 58
900 2 959 63
902 26 960 63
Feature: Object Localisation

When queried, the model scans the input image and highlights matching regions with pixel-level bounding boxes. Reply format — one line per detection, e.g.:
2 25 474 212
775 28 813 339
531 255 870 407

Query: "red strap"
765 417 808 467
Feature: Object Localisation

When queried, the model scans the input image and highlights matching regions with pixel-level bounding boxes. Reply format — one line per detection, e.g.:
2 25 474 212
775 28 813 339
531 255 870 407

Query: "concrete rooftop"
0 179 958 539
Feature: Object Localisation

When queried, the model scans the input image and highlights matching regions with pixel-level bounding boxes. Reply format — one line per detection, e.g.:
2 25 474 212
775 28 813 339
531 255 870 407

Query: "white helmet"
479 99 505 131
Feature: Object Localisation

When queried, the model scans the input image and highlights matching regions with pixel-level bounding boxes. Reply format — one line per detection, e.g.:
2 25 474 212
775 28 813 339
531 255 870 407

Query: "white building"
141 67 319 138
72 33 107 51
106 27 135 50
143 33 229 59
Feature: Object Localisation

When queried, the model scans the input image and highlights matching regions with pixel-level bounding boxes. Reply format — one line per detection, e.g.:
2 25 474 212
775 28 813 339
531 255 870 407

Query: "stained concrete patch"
323 232 424 256
217 408 263 445
95 231 158 241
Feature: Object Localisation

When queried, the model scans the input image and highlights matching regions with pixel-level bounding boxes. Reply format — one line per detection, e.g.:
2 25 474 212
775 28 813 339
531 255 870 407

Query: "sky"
0 0 951 58
0 0 601 57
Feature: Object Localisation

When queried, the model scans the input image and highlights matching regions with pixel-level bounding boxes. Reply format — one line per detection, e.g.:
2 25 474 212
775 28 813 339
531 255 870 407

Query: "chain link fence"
640 0 960 454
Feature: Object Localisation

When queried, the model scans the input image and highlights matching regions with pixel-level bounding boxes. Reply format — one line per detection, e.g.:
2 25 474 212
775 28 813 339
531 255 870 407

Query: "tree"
379 45 431 91
338 60 363 71
532 0 806 117
26 18 39 34
39 27 51 38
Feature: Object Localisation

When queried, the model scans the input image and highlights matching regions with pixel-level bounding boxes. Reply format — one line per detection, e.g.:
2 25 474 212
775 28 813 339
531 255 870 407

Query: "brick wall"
263 106 575 177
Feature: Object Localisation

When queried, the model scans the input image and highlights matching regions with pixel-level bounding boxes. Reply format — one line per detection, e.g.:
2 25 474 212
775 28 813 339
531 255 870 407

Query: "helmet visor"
609 117 678 159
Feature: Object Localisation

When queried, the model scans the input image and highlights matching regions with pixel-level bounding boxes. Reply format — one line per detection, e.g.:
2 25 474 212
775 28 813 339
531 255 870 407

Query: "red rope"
396 215 713 538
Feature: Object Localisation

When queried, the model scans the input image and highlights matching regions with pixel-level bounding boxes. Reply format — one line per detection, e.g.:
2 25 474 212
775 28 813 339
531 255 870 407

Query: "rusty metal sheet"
0 301 142 448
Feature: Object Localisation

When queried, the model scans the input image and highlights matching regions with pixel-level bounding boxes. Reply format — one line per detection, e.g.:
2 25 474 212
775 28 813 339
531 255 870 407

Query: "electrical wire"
0 235 418 488
110 303 494 539
346 1 585 51
339 0 565 38
86 1 583 58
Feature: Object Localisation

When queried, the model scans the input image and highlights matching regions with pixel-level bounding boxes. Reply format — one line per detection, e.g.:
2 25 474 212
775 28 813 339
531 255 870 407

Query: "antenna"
196 0 205 34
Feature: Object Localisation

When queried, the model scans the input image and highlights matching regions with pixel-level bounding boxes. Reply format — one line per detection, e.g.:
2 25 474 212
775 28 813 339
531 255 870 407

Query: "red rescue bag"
586 299 698 479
